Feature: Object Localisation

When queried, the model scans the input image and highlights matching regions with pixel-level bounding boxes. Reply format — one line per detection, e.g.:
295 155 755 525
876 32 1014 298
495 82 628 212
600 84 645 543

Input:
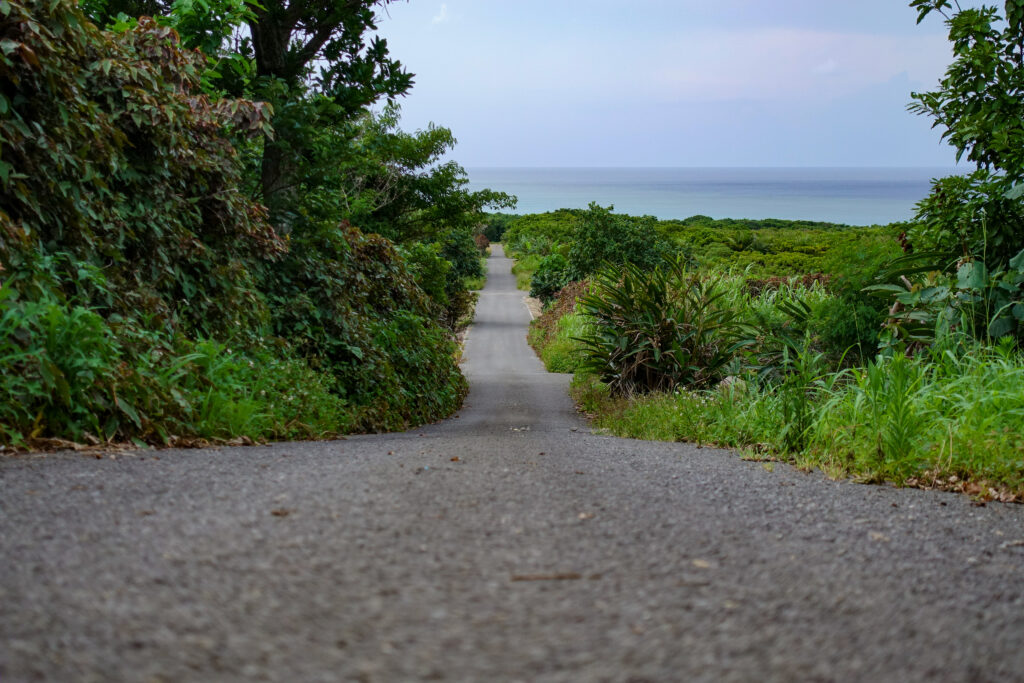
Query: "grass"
529 312 589 373
0 288 355 447
511 254 542 290
570 342 1024 499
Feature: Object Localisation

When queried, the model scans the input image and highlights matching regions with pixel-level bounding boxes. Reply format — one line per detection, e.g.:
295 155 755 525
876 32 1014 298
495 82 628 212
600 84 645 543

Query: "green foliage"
256 221 466 429
911 171 1024 269
272 104 510 326
529 253 572 302
0 282 353 445
240 1 416 216
511 254 543 290
329 107 515 244
528 309 589 374
536 313 589 373
0 1 279 338
582 341 1024 494
567 203 672 280
870 247 1024 348
463 257 488 292
815 231 900 356
481 213 516 243
502 209 580 256
357 311 468 432
895 1 1024 345
506 207 898 281
0 284 119 442
910 0 1024 178
0 0 473 444
577 259 746 395
399 242 452 308
813 340 1024 489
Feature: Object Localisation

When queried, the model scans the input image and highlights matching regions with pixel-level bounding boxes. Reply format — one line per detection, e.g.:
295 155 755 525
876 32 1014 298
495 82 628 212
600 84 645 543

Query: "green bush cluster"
529 253 572 302
0 5 280 337
0 0 484 446
0 283 352 445
566 203 672 280
501 205 900 305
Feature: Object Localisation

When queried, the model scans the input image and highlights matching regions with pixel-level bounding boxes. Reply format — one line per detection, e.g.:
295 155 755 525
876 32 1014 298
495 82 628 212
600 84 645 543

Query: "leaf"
862 284 910 294
988 316 1014 339
116 397 142 428
1010 248 1024 272
1004 182 1024 200
956 261 988 290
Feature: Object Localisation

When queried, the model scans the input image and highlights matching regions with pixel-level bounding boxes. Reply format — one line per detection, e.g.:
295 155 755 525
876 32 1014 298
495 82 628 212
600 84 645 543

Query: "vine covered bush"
0 0 469 444
0 1 280 336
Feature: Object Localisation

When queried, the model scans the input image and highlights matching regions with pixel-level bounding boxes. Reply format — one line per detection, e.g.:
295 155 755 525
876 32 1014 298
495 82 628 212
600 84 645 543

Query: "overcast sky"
374 0 967 168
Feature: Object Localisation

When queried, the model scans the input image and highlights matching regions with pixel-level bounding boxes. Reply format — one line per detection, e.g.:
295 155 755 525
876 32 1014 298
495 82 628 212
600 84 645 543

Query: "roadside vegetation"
505 0 1024 500
0 0 510 448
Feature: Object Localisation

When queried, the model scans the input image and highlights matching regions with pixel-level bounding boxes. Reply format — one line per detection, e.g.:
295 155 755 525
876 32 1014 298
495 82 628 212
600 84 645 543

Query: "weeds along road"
2 244 1024 682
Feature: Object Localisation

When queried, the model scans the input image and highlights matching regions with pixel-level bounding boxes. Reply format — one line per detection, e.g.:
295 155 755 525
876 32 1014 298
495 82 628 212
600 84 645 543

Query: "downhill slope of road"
2 245 1023 682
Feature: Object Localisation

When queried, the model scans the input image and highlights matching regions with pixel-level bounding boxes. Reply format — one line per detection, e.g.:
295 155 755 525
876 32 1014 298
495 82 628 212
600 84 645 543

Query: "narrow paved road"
2 246 1023 682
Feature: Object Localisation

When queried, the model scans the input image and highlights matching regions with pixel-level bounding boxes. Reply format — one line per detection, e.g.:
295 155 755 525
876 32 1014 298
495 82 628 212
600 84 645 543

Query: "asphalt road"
2 245 1023 682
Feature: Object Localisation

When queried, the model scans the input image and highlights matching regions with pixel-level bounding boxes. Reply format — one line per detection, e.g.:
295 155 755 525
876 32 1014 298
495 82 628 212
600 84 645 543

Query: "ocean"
465 167 960 226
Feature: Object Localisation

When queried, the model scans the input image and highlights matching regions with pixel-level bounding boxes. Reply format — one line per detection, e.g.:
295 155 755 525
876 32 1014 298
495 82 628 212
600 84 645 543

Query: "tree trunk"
249 7 298 230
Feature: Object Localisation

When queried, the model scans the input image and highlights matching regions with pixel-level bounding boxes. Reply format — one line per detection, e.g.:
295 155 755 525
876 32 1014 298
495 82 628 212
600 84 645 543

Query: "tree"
881 1 1024 344
908 0 1024 268
567 203 672 280
78 0 415 228
245 0 413 224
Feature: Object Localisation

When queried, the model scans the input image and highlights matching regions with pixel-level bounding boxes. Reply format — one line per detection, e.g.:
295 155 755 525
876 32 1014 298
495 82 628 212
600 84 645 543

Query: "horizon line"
463 164 966 170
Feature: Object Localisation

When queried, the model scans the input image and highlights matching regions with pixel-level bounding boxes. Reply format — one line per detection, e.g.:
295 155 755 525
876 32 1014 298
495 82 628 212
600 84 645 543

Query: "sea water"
466 167 960 226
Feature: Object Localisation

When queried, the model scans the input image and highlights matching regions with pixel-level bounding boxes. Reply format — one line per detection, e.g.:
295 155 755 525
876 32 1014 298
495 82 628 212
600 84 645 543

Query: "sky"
373 0 970 168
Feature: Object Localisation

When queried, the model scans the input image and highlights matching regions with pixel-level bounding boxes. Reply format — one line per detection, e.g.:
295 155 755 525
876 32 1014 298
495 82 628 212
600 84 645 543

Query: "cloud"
812 58 838 76
647 28 950 102
432 4 448 25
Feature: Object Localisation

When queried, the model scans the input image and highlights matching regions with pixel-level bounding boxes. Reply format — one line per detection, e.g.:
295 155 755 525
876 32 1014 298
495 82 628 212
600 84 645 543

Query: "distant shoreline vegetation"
467 166 965 226
488 206 901 284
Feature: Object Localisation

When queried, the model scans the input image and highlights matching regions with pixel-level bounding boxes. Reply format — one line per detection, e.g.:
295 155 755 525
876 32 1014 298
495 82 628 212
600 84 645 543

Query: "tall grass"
511 254 542 290
580 343 1024 494
532 312 589 373
812 341 1024 487
0 286 353 447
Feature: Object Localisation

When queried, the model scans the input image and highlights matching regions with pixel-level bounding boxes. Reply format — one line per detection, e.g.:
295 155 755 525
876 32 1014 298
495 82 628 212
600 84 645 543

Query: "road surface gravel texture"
2 245 1024 682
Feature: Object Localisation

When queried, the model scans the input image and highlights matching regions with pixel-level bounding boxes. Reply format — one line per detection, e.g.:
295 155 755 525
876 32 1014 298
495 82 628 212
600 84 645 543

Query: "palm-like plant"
575 258 747 395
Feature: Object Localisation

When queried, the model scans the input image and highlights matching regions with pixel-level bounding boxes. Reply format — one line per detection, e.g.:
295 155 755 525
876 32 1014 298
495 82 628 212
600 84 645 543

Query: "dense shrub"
502 209 580 256
399 241 453 310
567 203 672 280
257 221 466 428
0 282 353 445
0 0 470 444
481 213 516 242
529 253 572 303
0 1 280 338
